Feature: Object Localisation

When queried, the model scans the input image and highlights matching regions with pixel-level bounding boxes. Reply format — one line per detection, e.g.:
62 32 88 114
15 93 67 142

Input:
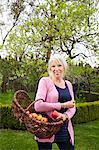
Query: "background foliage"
0 0 98 102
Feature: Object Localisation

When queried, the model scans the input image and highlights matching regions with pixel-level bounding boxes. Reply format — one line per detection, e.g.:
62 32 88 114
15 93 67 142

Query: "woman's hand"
61 101 75 109
56 113 68 122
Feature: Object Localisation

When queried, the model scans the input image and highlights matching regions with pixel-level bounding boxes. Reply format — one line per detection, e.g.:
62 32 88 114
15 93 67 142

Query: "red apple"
51 110 60 119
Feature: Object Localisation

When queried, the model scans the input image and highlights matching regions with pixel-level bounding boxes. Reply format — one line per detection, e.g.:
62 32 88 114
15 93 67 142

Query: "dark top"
54 82 72 142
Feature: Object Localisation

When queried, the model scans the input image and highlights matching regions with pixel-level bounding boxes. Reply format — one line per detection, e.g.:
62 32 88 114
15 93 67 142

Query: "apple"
37 114 43 121
41 117 48 122
31 113 38 119
51 110 60 119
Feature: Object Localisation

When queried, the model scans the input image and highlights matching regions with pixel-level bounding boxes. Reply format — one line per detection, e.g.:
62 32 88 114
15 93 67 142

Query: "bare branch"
71 53 88 59
2 21 17 45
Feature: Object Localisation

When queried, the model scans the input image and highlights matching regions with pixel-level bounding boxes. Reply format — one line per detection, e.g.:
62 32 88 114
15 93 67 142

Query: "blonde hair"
48 54 68 77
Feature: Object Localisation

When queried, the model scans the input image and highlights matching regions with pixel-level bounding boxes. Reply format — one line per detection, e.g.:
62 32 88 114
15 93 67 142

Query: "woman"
34 54 76 150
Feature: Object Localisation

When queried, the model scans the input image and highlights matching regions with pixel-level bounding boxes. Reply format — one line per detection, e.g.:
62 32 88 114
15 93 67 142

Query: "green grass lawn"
0 91 13 105
0 119 99 150
74 120 99 150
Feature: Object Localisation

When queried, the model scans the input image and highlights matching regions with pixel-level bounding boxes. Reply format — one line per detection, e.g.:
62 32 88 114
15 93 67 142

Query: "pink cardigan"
34 77 76 145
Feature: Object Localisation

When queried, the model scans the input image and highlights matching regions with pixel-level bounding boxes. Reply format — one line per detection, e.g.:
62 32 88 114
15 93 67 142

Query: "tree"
66 61 99 101
0 0 98 93
0 0 99 62
0 57 12 92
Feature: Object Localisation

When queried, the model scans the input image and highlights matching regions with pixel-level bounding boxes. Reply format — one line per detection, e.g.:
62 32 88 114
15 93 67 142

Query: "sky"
73 43 99 68
0 0 99 68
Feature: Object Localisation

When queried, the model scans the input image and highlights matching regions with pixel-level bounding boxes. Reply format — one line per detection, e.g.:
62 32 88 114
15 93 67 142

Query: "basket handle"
25 99 44 112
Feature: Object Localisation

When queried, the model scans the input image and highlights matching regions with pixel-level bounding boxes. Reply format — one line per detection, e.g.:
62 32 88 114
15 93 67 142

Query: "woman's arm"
34 77 61 112
34 100 61 112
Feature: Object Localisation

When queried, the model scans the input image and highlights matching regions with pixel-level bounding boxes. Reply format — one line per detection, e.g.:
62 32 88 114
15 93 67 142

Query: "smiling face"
50 60 64 79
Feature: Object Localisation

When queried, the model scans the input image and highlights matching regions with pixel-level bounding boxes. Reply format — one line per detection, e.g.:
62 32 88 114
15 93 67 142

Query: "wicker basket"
12 90 63 138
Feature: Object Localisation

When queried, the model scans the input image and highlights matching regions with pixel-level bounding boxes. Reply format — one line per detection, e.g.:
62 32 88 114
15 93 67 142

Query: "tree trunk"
1 75 8 93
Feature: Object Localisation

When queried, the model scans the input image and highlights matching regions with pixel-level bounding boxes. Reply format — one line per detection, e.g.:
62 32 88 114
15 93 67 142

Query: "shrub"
73 101 99 124
0 101 99 130
0 103 26 130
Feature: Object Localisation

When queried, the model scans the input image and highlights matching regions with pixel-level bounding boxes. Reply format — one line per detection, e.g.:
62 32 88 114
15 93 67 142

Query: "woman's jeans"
36 141 74 150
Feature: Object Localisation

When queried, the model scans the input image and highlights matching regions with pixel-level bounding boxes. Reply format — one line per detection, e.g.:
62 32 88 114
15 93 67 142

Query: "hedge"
73 101 99 124
0 104 26 130
0 101 99 130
